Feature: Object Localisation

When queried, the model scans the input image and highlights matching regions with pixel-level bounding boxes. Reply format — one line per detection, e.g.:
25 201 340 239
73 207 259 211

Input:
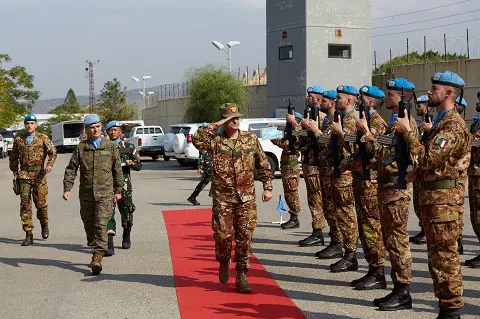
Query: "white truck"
0 128 17 156
51 121 84 153
125 125 166 160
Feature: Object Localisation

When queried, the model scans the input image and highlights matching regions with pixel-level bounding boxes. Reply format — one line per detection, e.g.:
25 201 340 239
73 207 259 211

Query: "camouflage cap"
219 103 243 118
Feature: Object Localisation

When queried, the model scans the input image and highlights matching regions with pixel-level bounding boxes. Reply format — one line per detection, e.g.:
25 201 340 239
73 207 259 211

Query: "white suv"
172 123 205 167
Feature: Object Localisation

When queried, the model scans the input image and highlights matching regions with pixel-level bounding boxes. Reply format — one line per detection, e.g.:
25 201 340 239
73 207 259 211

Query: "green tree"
0 54 40 128
374 50 468 75
184 65 249 123
97 78 135 123
44 88 85 136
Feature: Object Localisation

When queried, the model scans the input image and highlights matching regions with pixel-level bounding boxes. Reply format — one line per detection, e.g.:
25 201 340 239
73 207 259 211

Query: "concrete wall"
373 59 480 124
142 85 268 129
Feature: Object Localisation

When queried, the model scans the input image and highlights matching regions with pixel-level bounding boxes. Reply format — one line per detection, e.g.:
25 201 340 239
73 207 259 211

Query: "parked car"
0 133 8 158
170 118 287 173
125 125 165 160
0 128 17 156
163 125 183 162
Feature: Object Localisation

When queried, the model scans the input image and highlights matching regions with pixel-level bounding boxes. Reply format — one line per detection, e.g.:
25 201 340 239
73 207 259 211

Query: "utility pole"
85 60 100 113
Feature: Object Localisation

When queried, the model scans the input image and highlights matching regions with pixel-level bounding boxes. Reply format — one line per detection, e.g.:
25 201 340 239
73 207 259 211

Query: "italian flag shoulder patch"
439 138 448 148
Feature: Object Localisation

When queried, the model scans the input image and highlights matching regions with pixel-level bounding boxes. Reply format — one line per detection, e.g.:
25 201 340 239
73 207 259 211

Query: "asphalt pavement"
0 154 478 319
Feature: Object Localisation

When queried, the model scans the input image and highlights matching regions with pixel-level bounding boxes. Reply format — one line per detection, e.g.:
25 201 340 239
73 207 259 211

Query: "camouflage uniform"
9 133 57 232
468 121 480 247
405 110 470 309
412 120 426 229
351 111 387 268
362 115 418 285
63 138 124 254
193 123 273 272
107 140 142 234
270 138 301 217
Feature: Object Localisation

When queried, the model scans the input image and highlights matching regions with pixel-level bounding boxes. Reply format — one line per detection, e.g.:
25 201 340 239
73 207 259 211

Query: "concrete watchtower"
266 0 372 115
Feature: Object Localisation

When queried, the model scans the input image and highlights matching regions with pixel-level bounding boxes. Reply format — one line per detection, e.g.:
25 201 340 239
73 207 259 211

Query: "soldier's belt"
281 160 299 166
472 139 480 148
353 170 375 181
293 130 309 137
344 134 357 144
424 179 459 190
317 136 330 145
378 175 397 186
21 166 43 172
378 134 396 146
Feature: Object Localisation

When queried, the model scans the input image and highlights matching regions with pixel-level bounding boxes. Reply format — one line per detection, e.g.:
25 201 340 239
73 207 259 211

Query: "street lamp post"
131 75 152 111
211 40 240 73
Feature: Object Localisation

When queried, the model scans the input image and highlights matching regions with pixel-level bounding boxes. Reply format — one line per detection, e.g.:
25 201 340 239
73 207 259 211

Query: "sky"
1 0 479 99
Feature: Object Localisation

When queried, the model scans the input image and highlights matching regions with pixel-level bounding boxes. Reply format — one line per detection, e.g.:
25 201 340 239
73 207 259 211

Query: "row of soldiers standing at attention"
274 71 477 319
9 114 142 275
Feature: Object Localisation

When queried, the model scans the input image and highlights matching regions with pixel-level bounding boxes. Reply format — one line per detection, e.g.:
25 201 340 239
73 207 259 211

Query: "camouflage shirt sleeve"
63 145 80 192
129 144 142 171
112 144 124 194
44 136 57 167
254 137 274 190
192 124 216 153
9 138 20 173
339 114 357 154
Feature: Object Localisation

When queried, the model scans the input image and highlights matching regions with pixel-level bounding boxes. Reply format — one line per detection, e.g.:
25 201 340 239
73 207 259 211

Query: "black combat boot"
465 254 480 268
187 196 200 206
315 242 343 259
122 226 131 249
218 260 230 284
235 271 252 293
105 235 115 257
355 266 387 290
41 224 49 240
298 228 324 247
281 213 300 230
437 307 461 319
457 236 464 255
409 227 426 244
21 231 33 246
330 250 358 273
378 283 412 311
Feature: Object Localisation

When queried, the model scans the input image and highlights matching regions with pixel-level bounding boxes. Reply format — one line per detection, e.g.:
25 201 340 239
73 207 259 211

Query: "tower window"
328 44 352 59
279 45 293 60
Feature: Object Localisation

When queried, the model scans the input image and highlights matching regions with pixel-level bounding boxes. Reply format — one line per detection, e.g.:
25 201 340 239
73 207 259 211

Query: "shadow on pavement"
0 257 91 275
208 303 306 319
0 237 91 254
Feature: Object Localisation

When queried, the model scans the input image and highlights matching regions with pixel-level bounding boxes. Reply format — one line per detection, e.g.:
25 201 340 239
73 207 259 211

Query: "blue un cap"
322 90 337 100
337 85 359 97
415 95 429 104
455 97 468 108
360 85 385 100
386 78 415 91
307 86 325 95
83 114 101 127
105 120 121 131
24 113 37 124
294 112 303 120
431 71 465 88
477 89 480 98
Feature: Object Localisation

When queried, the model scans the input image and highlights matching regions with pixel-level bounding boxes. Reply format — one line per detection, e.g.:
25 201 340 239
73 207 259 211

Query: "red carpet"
163 208 305 319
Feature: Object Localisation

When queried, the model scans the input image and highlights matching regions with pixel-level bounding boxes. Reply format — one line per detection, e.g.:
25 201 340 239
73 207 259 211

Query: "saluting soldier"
192 103 273 293
395 71 470 319
9 113 57 246
63 114 124 275
104 120 142 257
466 89 480 268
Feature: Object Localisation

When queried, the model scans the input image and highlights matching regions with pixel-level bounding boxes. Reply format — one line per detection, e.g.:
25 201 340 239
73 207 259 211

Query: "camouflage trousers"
19 177 48 232
280 165 301 216
332 179 357 252
302 165 325 230
413 180 423 227
468 174 480 241
107 192 135 234
79 194 114 254
421 204 464 309
378 188 412 284
319 167 342 244
353 180 386 267
212 198 257 272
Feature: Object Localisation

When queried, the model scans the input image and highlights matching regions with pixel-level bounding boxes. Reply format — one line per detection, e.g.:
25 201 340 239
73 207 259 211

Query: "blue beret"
360 85 385 100
477 90 480 98
337 85 359 97
294 112 303 119
415 95 429 104
83 114 101 126
307 86 325 95
431 71 465 88
455 97 467 108
105 120 121 130
322 90 337 100
386 78 415 91
24 113 37 124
